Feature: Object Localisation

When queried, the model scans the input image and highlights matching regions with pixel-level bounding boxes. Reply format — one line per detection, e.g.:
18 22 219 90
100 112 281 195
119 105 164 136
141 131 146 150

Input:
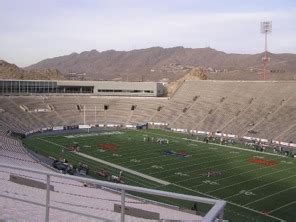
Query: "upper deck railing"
0 163 226 222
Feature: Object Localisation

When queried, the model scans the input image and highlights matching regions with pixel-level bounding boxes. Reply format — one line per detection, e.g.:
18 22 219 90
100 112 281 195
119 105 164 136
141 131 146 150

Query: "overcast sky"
1 0 296 67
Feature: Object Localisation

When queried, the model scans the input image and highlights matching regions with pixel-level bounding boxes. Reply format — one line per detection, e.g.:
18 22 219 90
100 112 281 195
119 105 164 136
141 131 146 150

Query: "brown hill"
26 47 296 82
0 60 64 80
166 67 207 96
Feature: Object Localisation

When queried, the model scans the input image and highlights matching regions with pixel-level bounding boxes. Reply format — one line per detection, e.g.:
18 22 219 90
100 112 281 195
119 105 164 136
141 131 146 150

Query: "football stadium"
0 79 296 222
1 1 296 222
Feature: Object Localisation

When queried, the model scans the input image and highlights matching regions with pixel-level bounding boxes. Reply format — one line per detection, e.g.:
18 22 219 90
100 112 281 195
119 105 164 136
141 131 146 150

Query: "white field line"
170 159 255 184
207 166 296 194
37 138 163 187
244 185 296 207
122 141 212 156
80 155 163 188
115 146 214 166
71 131 287 188
143 131 294 171
268 200 296 213
182 137 289 158
148 153 252 176
37 138 65 147
79 137 212 164
145 131 292 159
128 149 247 171
224 174 296 200
87 147 212 166
190 165 266 188
85 143 167 158
75 152 171 185
163 153 270 181
188 158 281 189
37 136 285 221
172 183 284 222
70 152 161 188
26 136 286 190
115 140 225 166
120 147 217 161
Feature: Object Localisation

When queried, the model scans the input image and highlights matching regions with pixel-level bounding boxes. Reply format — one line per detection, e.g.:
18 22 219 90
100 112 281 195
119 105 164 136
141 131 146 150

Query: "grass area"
23 129 296 222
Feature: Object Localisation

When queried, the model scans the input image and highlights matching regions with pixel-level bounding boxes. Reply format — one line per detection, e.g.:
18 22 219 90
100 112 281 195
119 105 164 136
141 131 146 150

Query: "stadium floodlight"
260 21 272 80
260 21 272 34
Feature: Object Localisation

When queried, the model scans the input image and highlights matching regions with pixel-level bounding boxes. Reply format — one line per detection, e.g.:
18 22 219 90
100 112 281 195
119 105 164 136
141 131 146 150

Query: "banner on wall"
79 125 91 129
53 126 64 131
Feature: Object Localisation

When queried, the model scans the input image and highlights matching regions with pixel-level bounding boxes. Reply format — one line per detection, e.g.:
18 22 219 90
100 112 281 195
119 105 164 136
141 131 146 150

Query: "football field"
23 129 296 222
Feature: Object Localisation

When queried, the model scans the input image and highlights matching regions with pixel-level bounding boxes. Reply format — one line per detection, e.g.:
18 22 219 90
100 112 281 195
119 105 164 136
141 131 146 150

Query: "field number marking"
239 190 256 196
151 165 164 169
175 172 189 177
203 180 219 185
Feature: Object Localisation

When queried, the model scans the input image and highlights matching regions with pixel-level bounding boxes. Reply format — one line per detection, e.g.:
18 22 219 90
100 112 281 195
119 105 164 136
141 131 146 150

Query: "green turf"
23 129 296 222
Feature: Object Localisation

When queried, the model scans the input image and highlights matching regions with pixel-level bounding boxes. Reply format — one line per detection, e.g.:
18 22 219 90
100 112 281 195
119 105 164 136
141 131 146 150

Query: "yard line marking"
187 155 284 188
145 130 292 159
132 150 248 171
173 158 257 184
84 142 220 170
37 138 161 187
118 147 214 163
268 200 296 213
118 139 245 166
244 185 296 206
65 150 161 188
207 166 296 194
224 174 296 200
35 134 286 222
116 142 225 167
168 153 278 181
83 133 214 163
188 162 274 188
132 151 229 169
148 153 252 176
182 138 288 158
37 137 65 148
75 152 171 185
171 183 284 222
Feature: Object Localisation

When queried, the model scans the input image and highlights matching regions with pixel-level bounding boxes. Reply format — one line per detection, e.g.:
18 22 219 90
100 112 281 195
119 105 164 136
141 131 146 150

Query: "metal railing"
0 163 226 222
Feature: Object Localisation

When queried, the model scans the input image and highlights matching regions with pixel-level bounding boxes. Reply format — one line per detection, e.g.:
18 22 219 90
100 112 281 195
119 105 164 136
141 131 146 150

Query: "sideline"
172 183 284 222
183 138 285 157
37 137 170 185
75 152 171 185
145 130 292 158
36 135 285 221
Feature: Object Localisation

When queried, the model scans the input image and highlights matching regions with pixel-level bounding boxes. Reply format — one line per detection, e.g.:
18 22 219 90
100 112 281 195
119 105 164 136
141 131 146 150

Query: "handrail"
0 163 226 222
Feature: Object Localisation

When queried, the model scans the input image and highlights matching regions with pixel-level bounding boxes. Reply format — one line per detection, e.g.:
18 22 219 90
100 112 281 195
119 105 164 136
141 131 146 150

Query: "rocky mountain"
0 60 64 80
26 47 296 82
166 68 207 96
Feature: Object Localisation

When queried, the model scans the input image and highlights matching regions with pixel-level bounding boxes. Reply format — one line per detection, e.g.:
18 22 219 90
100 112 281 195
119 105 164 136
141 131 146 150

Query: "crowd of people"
143 136 169 144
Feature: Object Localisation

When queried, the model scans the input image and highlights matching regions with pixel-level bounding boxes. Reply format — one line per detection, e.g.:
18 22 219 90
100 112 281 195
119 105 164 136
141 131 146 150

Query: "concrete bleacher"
0 80 295 142
128 98 166 125
45 96 83 126
250 95 296 140
167 81 296 141
0 171 202 221
0 133 202 221
0 97 48 131
2 80 295 221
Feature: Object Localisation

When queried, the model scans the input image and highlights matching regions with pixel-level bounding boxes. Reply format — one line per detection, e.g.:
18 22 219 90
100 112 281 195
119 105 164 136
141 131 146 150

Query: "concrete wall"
10 174 54 191
58 81 164 97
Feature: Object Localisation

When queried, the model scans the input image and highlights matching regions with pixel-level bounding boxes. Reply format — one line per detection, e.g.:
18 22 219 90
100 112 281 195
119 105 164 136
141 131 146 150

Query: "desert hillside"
26 47 296 82
166 67 208 96
0 60 64 80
